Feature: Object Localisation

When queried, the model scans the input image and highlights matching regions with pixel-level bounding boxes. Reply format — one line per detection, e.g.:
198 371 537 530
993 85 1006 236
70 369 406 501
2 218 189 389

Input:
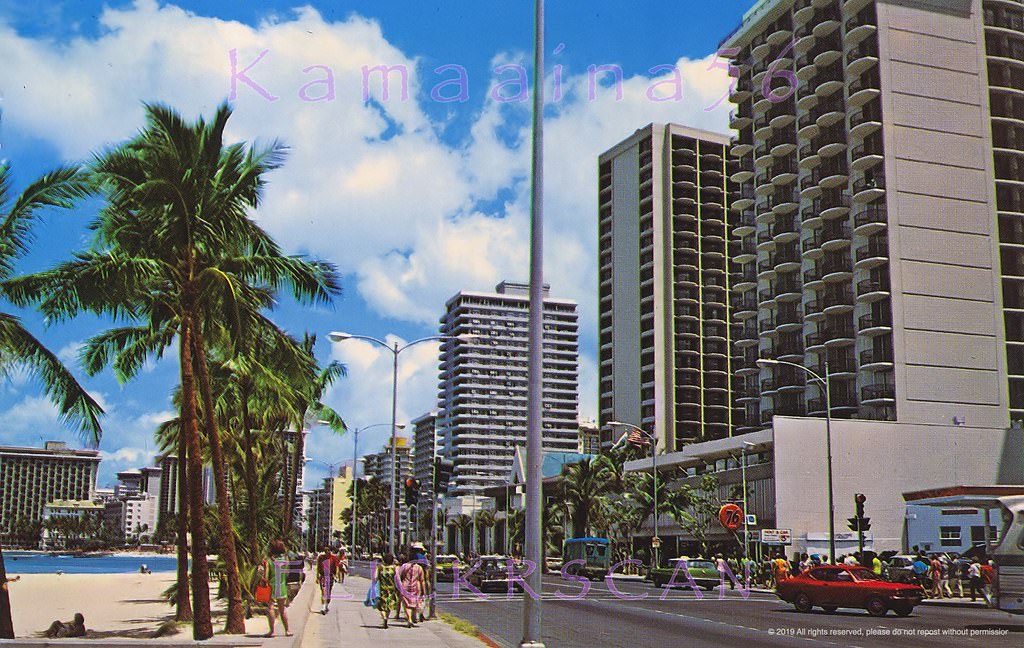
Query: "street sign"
719 503 744 531
651 536 662 548
760 528 792 545
745 514 757 526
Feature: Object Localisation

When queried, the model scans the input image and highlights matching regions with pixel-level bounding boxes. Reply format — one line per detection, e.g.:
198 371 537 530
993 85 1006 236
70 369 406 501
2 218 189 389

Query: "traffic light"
404 478 420 505
434 457 454 493
847 516 871 532
854 493 866 518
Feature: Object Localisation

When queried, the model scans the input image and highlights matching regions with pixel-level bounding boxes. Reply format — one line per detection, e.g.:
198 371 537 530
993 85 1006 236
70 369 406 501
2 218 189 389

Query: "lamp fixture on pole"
329 331 469 554
757 357 835 564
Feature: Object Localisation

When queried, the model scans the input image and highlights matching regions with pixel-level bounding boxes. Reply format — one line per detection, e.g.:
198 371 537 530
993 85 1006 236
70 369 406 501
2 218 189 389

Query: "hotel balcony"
849 100 883 139
859 309 893 336
821 286 855 316
857 275 891 301
848 68 881 108
814 61 846 100
730 107 754 130
850 135 884 172
861 383 896 405
794 0 816 25
813 7 842 40
860 346 894 371
853 172 886 203
846 38 879 78
853 201 887 235
854 237 889 270
844 8 878 48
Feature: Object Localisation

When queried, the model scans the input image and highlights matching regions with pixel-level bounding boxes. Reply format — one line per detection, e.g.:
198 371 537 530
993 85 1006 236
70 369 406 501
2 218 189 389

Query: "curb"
475 631 501 648
919 598 988 609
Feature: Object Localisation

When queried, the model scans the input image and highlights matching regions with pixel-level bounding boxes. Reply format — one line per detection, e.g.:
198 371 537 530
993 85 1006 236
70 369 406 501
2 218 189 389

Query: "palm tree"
474 510 496 555
451 514 472 556
562 456 614 538
13 103 340 638
0 160 105 639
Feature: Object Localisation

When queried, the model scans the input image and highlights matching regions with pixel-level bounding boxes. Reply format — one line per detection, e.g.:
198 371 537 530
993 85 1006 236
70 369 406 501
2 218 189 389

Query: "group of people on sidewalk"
911 552 993 601
368 545 431 629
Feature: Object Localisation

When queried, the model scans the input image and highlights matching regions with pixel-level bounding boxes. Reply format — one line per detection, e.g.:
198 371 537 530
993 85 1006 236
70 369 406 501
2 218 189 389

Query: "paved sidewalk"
298 576 486 648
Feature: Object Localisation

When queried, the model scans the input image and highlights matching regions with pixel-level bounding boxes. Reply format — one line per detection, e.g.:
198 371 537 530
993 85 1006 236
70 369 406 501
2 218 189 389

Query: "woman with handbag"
257 539 292 637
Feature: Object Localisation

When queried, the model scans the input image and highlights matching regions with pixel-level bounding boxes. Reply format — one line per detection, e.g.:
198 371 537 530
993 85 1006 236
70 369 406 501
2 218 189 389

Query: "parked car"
649 558 721 590
436 554 460 582
885 555 929 587
777 565 925 616
465 555 524 593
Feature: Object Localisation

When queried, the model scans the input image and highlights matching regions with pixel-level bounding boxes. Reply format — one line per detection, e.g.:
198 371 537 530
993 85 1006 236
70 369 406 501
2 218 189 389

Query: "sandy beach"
7 573 273 639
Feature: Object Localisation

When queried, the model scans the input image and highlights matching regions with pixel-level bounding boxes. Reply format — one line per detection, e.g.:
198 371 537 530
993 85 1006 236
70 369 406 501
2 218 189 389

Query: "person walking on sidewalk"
260 539 292 638
397 553 428 627
335 548 348 585
929 554 943 599
968 559 983 601
316 545 337 614
373 554 400 629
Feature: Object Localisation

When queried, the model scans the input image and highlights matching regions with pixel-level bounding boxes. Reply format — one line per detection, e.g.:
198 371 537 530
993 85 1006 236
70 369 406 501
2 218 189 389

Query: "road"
349 563 1024 647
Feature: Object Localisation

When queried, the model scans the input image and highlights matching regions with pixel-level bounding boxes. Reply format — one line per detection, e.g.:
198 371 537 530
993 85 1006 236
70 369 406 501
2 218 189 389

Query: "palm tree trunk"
190 324 245 633
179 317 213 640
175 428 193 622
0 544 14 639
284 424 304 537
238 384 260 559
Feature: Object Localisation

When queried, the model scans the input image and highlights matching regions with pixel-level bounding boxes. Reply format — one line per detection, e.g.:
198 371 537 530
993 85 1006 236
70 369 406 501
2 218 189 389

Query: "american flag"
627 429 651 449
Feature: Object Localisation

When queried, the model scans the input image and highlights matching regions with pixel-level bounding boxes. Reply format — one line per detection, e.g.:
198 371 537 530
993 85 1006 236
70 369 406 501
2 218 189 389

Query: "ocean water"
3 551 178 574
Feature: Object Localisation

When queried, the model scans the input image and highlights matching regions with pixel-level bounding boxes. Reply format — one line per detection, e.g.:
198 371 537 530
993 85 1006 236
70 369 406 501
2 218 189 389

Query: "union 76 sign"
718 503 744 531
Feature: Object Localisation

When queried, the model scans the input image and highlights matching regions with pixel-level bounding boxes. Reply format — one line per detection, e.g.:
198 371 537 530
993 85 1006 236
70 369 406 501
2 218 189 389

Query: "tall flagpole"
520 0 545 646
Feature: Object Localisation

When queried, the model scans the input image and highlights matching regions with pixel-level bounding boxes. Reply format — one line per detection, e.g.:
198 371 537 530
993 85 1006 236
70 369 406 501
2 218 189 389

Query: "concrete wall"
771 416 1023 556
878 0 1009 428
609 139 644 430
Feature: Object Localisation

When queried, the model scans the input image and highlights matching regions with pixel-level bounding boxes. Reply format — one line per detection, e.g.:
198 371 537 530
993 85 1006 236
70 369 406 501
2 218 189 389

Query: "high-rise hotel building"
0 441 99 542
598 124 743 451
438 281 579 496
720 0 1015 430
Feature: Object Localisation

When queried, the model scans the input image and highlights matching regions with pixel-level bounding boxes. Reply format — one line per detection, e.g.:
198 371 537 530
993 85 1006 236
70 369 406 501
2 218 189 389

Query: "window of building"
939 526 961 547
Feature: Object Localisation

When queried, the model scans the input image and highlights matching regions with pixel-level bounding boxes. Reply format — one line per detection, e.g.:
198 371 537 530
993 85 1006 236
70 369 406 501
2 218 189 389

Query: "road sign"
760 528 792 545
719 503 743 531
745 514 757 526
651 536 662 548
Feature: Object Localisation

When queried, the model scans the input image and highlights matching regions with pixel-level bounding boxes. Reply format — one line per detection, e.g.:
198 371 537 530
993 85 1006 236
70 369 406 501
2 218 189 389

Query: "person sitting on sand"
45 613 86 638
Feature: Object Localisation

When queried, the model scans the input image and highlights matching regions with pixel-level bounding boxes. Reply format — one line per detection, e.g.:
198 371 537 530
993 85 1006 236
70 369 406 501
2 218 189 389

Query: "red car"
776 565 924 617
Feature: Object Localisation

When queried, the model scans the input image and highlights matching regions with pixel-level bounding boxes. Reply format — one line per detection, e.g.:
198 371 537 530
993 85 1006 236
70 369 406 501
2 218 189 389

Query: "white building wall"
771 416 1024 556
878 0 1009 428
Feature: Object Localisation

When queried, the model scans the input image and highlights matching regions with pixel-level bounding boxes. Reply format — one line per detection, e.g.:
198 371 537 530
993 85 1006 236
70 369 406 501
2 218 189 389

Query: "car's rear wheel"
866 597 888 617
821 606 838 613
892 605 912 617
794 593 813 613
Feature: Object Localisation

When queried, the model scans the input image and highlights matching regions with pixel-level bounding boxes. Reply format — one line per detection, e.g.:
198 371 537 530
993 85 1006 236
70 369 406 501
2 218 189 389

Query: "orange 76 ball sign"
719 503 744 531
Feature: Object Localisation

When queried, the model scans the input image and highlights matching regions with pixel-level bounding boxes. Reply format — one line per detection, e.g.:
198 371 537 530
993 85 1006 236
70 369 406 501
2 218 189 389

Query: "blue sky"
0 0 746 487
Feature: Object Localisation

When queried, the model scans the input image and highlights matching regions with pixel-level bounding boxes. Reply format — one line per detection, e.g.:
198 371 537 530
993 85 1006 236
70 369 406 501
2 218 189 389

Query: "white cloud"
56 341 84 366
0 1 733 442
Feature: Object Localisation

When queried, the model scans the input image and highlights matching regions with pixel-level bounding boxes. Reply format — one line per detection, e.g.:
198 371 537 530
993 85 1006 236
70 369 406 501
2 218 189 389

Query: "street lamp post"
757 357 834 564
329 332 462 554
521 1 545 645
738 441 755 560
608 421 659 569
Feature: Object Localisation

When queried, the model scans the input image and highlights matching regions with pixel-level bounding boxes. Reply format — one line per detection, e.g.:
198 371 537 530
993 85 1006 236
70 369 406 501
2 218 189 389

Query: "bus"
913 491 1024 614
992 495 1024 614
562 537 611 581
